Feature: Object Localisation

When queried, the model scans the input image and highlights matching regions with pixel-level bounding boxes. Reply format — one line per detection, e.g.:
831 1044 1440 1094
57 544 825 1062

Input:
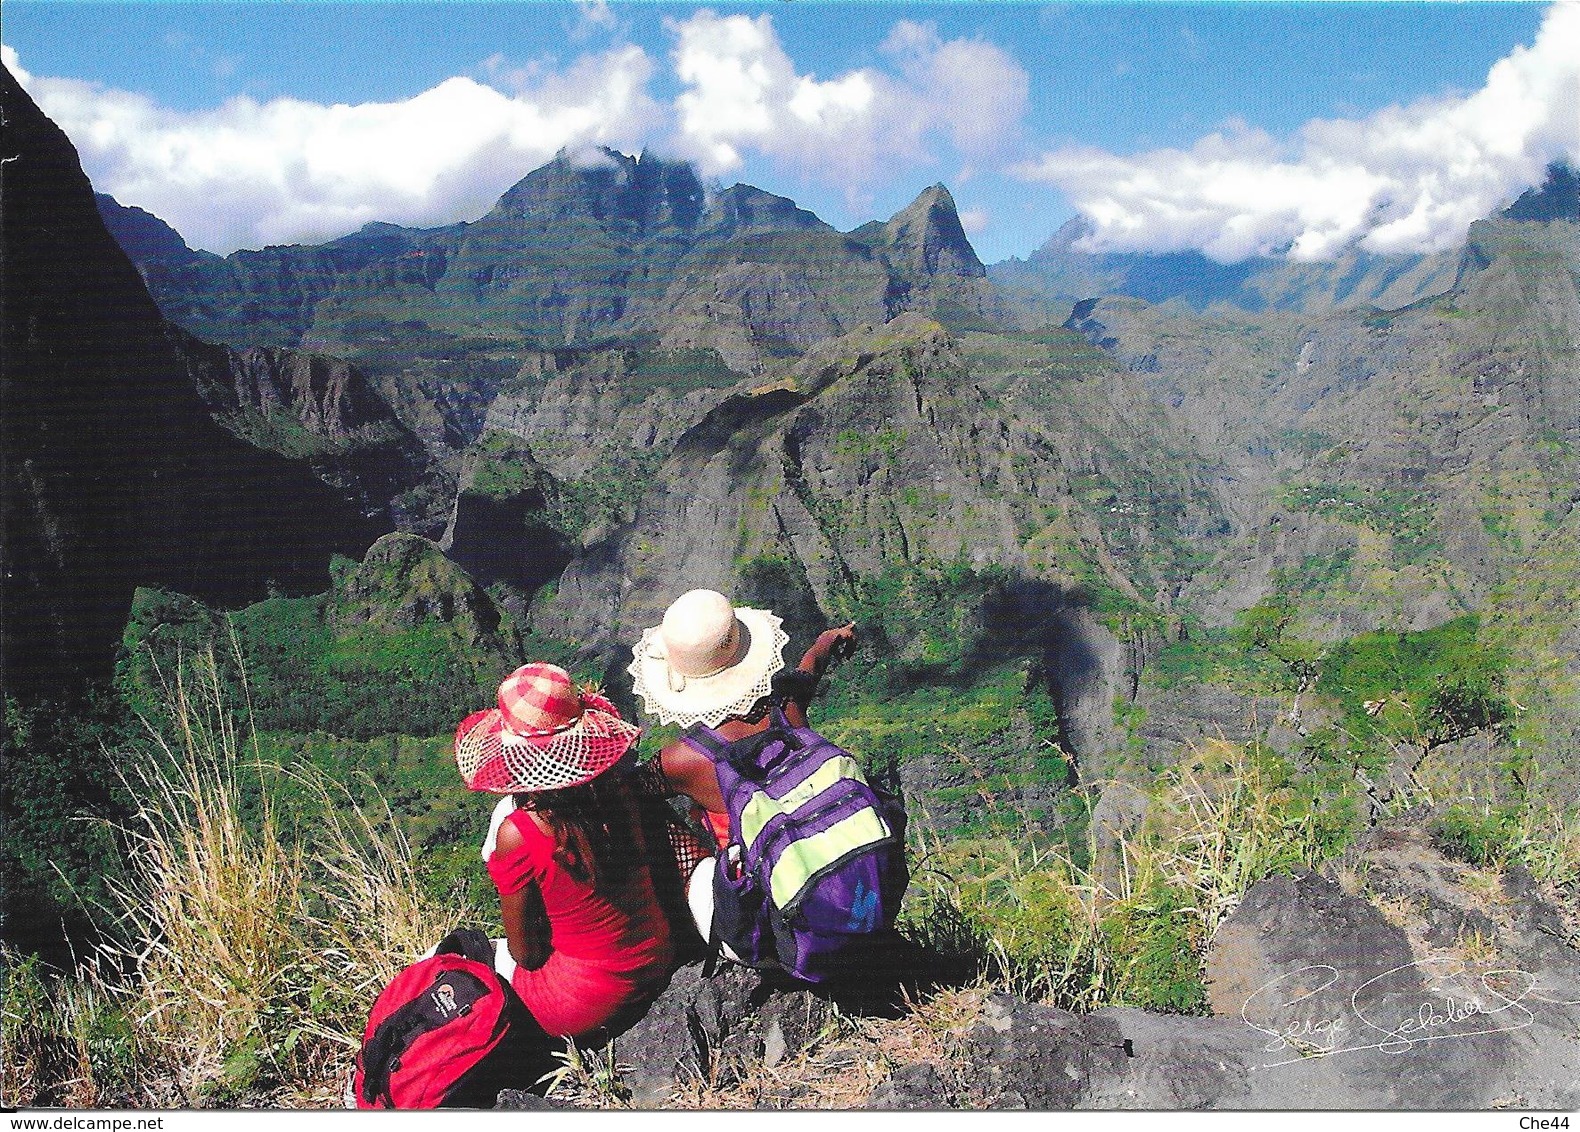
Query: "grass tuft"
2 651 479 1107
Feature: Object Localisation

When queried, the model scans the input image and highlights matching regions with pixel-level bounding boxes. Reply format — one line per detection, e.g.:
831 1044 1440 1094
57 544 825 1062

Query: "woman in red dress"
454 663 676 1042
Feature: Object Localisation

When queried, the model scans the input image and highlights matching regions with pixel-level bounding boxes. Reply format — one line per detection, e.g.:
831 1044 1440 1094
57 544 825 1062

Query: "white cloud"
4 43 661 253
5 14 1029 254
668 12 1026 197
881 20 1029 158
577 0 618 34
1014 2 1580 261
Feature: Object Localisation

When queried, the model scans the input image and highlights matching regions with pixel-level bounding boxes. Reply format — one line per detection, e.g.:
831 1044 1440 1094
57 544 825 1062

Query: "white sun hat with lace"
627 589 790 729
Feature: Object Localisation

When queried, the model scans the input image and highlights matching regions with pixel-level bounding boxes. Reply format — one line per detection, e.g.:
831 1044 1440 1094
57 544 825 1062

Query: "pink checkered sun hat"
455 663 640 794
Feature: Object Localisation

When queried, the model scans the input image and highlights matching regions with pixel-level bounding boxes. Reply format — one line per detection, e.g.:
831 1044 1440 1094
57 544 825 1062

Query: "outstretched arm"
655 621 857 803
780 622 857 727
801 622 857 676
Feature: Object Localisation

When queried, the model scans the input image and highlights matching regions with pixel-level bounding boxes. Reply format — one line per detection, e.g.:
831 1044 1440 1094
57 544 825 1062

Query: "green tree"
1232 595 1323 715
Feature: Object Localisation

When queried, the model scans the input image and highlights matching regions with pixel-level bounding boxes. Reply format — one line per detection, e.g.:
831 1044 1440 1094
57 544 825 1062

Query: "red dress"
486 808 674 1040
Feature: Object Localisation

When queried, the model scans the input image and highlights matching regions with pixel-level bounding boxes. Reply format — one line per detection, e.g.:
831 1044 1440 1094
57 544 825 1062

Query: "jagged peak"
1503 161 1580 222
884 184 959 234
880 183 985 279
700 182 831 238
1030 215 1098 260
493 146 705 230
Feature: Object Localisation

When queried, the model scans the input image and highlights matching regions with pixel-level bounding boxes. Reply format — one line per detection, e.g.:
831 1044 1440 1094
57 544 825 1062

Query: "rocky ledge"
500 820 1578 1110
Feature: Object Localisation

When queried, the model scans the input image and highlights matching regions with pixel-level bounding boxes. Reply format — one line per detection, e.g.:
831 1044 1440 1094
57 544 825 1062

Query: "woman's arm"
658 741 726 813
779 622 856 727
798 622 857 679
495 818 551 969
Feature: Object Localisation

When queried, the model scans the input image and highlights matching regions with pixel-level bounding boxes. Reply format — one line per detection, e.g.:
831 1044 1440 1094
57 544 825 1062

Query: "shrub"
1431 800 1580 888
0 949 145 1108
1430 805 1524 869
1098 884 1207 1014
1317 616 1517 765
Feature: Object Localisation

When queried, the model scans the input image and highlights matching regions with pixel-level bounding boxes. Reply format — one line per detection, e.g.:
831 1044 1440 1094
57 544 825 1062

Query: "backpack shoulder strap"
433 926 495 966
679 722 732 764
682 716 804 776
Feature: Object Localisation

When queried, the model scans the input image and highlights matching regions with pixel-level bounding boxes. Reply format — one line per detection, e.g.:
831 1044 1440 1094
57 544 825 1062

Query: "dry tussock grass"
2 652 472 1107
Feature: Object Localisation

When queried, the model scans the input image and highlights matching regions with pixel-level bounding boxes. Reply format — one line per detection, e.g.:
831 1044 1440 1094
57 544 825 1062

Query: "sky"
4 2 1576 263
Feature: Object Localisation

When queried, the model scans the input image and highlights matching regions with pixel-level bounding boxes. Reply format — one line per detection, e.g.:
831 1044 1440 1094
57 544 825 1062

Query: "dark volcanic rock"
441 432 571 593
962 994 1131 1108
0 63 385 700
1205 869 1417 1031
863 1062 954 1109
1203 847 1580 1109
494 1090 573 1110
614 963 832 1106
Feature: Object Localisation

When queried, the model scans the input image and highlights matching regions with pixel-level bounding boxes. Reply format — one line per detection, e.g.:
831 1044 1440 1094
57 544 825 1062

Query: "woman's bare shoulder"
668 738 730 790
495 811 526 853
494 806 552 850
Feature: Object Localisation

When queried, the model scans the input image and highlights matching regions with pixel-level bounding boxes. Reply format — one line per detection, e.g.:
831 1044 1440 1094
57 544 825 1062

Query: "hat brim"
627 607 789 729
454 699 639 794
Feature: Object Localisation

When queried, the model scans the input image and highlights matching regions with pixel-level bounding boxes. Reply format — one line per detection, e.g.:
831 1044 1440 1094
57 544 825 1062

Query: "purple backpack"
682 708 909 982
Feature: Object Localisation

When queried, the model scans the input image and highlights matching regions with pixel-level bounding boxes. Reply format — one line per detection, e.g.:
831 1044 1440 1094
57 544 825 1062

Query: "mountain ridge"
101 147 1002 357
992 162 1579 319
0 63 445 699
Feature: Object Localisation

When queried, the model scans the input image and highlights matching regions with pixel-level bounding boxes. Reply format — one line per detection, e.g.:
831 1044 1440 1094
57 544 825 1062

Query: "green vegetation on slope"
1278 480 1441 564
3 656 480 1107
117 535 545 742
905 738 1360 1014
1316 615 1514 751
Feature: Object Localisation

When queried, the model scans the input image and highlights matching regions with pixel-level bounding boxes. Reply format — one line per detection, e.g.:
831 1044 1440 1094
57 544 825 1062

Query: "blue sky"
4 2 1574 262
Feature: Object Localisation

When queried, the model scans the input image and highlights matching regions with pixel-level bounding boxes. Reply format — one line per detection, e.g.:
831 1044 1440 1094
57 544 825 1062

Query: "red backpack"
354 928 549 1109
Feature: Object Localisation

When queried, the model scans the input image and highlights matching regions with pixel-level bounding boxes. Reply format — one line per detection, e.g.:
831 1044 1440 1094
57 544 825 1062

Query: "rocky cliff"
532 314 1221 775
0 64 414 699
1042 180 1580 802
178 339 447 533
1061 190 1580 641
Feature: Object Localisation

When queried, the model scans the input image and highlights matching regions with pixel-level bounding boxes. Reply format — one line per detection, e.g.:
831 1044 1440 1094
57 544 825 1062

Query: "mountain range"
6 60 1580 1103
7 55 1579 797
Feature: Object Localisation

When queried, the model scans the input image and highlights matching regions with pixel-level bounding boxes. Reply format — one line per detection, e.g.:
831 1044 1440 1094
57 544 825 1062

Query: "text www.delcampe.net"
8 1119 164 1131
